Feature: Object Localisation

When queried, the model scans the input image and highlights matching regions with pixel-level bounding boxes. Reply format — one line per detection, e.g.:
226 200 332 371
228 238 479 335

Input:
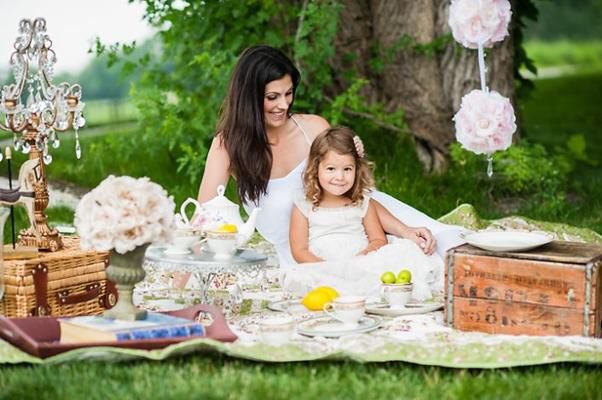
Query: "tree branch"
293 0 310 70
340 107 412 136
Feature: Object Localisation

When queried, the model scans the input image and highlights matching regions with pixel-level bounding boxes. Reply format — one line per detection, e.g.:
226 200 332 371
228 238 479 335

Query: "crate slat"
445 241 602 337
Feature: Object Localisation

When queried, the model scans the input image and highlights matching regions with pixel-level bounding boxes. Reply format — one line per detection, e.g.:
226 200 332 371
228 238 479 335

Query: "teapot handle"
180 198 201 225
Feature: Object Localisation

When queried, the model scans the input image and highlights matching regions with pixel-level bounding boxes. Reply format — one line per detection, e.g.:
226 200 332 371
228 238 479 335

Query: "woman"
197 45 465 269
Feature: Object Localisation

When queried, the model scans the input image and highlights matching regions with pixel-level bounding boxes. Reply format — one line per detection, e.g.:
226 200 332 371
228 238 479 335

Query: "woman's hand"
404 226 436 255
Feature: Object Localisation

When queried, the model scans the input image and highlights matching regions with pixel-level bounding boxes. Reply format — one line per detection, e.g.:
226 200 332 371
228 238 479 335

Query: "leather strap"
57 283 102 305
99 257 118 309
30 263 51 316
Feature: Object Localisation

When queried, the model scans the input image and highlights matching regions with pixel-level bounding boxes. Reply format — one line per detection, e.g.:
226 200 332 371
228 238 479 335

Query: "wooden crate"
444 241 602 337
1 237 117 318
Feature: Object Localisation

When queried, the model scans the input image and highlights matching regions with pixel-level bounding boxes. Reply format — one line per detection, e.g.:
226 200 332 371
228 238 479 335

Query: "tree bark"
331 0 515 172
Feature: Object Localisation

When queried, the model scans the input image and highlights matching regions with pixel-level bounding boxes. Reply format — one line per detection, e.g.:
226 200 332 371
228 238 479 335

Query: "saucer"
163 248 191 256
365 301 443 317
268 299 311 314
297 315 381 338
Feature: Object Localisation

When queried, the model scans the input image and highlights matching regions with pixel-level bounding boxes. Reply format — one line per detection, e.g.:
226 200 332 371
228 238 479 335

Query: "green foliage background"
99 0 439 189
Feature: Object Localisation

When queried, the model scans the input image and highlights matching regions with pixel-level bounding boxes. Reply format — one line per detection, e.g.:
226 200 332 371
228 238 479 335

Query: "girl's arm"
290 205 324 263
372 200 437 255
358 201 388 255
197 135 231 203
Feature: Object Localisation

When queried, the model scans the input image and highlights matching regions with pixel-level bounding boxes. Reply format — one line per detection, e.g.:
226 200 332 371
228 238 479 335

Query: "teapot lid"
202 185 238 209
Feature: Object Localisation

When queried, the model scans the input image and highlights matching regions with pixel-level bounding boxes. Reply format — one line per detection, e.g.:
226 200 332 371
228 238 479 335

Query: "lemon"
216 223 238 233
397 269 412 284
302 290 331 311
380 271 396 284
315 286 339 301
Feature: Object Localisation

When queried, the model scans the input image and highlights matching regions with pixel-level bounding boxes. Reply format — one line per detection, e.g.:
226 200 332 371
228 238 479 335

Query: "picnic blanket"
1 204 601 367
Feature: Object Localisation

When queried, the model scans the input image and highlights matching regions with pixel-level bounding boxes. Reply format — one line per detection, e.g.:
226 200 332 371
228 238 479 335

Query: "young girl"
285 127 442 300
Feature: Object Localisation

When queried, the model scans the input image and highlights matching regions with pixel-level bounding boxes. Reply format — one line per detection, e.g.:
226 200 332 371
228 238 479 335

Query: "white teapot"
179 185 260 247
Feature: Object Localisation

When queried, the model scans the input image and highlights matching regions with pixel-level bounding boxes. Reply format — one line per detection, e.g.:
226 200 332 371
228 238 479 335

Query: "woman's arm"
175 136 231 289
372 200 437 255
289 205 324 263
358 201 388 255
197 135 232 203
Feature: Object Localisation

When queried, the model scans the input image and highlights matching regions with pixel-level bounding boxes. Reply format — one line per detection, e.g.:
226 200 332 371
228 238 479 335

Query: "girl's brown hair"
303 127 374 208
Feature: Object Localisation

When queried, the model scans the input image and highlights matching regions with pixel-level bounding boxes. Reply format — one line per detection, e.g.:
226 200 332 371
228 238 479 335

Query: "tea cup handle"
323 302 340 322
180 198 201 225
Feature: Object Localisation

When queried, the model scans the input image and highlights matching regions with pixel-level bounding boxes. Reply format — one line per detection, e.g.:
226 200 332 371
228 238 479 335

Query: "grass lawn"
1 62 602 400
1 356 602 400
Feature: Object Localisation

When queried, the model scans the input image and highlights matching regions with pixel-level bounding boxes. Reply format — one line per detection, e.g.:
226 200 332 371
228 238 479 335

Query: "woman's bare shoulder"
293 113 330 139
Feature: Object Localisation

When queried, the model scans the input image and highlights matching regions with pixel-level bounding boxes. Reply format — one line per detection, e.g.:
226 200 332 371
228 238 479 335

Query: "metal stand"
143 244 269 308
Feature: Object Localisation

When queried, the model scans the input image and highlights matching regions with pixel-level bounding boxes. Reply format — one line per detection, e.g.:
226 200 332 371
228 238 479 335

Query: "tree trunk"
331 0 515 173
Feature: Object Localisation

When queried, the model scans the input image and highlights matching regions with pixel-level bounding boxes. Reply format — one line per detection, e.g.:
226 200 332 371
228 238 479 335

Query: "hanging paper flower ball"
448 0 512 49
453 89 516 155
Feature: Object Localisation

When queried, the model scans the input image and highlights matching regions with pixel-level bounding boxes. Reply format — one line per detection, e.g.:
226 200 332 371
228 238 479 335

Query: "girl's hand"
405 227 436 255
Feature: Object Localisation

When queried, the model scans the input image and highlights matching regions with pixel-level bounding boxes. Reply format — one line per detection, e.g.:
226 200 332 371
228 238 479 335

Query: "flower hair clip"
353 135 365 158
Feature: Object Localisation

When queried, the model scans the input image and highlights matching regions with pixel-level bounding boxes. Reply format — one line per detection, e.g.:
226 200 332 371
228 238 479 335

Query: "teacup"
382 283 413 309
323 295 366 327
169 227 199 253
206 231 237 260
258 316 296 345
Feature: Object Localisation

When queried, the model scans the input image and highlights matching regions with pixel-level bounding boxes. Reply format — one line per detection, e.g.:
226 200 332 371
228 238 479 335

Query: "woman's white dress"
241 115 466 287
280 196 442 300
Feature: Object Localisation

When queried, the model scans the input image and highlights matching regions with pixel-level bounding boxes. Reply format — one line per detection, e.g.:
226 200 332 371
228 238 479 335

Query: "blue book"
59 312 205 343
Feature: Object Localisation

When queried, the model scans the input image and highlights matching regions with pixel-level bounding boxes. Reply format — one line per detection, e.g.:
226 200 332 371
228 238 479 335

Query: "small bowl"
206 231 238 259
258 316 296 345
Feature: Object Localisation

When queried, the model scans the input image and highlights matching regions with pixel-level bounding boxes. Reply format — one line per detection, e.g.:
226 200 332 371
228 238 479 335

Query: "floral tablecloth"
1 204 601 367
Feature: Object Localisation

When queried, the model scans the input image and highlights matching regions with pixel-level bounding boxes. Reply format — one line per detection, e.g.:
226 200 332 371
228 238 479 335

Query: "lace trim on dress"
293 194 371 216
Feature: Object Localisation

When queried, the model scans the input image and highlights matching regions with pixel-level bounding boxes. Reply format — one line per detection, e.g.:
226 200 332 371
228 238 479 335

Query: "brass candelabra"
0 18 85 252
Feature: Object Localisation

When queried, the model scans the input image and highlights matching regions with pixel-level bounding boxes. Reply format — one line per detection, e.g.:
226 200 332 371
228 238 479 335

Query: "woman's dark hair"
217 45 301 203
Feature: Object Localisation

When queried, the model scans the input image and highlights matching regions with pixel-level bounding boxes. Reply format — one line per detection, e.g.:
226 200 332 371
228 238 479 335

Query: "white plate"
163 248 191 255
297 315 382 338
463 231 553 252
56 225 76 234
365 302 443 317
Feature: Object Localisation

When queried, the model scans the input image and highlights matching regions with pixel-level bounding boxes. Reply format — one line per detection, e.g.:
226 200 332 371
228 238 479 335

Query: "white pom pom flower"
449 0 512 49
453 89 516 155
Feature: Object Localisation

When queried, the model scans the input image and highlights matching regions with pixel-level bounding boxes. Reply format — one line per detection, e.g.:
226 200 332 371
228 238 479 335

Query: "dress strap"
290 114 311 145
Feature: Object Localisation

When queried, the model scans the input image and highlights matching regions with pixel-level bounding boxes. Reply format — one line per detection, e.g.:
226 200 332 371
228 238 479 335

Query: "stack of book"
59 312 205 344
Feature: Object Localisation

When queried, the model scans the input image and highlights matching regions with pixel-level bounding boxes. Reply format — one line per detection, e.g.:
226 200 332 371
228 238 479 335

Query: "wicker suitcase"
1 237 117 317
445 241 602 337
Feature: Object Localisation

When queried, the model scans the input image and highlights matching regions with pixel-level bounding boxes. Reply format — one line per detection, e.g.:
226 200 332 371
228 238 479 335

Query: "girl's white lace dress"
282 195 443 301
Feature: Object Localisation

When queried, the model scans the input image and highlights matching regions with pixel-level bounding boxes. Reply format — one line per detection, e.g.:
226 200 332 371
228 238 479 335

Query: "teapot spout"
237 208 261 246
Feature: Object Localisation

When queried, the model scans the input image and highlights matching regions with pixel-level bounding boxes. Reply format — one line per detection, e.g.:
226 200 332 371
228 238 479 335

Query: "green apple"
397 269 412 284
380 271 396 284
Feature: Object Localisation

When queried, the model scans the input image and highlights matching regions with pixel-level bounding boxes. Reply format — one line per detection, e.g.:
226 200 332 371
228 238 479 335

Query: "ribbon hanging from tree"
448 0 516 177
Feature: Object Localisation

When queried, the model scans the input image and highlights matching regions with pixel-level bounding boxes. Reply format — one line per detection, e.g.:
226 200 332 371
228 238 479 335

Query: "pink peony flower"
74 175 175 254
453 89 516 155
448 0 512 49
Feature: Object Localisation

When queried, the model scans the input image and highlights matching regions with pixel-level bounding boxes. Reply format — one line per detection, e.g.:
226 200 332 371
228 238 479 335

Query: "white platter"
365 302 443 317
463 231 553 252
297 315 382 338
